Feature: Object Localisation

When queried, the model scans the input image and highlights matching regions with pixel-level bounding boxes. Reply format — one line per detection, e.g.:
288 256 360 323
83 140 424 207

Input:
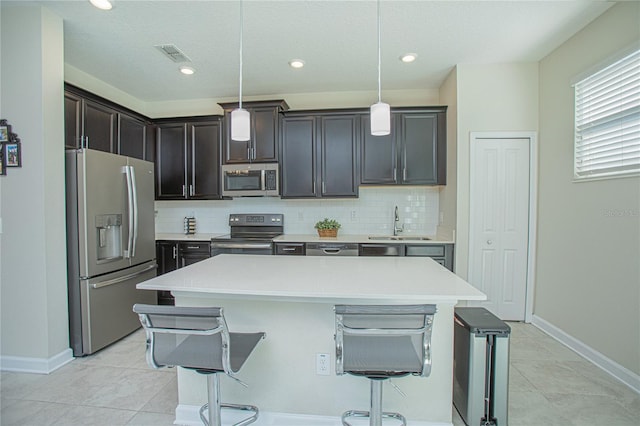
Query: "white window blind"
574 48 640 180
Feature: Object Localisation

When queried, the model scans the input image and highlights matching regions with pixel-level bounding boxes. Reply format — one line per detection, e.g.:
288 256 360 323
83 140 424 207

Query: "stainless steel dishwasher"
306 242 359 256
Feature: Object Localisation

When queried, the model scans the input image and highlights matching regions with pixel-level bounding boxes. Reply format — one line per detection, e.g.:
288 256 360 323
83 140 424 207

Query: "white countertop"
274 233 455 244
156 233 454 244
138 254 485 303
155 233 224 241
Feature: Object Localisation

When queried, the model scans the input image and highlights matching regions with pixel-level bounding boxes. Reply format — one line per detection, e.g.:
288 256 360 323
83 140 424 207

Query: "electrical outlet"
350 210 357 222
316 353 330 375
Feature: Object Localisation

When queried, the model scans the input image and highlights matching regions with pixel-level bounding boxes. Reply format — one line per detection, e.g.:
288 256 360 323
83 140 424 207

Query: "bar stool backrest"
133 304 232 374
335 304 437 378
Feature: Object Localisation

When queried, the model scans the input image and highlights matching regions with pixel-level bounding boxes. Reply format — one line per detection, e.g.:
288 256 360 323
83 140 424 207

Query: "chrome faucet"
393 206 404 236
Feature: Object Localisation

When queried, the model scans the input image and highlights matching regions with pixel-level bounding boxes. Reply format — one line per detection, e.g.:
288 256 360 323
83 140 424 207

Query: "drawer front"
359 244 404 256
178 241 211 253
405 244 446 257
275 243 306 255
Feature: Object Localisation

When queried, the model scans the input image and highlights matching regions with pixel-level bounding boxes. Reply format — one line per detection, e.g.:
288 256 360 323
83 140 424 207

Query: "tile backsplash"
155 186 440 236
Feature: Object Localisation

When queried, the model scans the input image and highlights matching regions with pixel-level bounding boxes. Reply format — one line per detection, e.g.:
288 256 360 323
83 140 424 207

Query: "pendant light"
370 0 390 136
231 0 250 142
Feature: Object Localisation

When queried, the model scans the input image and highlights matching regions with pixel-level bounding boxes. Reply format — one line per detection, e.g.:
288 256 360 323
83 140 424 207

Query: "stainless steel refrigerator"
66 148 157 356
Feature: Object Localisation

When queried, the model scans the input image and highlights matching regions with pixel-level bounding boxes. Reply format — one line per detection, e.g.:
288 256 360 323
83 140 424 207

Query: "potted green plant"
314 218 341 238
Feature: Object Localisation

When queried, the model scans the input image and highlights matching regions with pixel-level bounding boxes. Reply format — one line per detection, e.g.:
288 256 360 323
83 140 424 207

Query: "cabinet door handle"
403 168 407 181
282 247 297 251
312 181 316 195
84 136 89 149
182 185 186 197
322 181 326 194
247 146 251 160
189 185 194 196
172 246 177 259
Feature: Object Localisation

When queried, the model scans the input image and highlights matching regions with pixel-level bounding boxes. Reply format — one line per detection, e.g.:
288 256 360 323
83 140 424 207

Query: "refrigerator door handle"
90 263 157 289
129 165 139 257
124 165 134 258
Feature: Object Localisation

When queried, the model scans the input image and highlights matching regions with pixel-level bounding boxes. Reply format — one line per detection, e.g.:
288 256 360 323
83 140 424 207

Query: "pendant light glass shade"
371 0 390 136
231 108 251 141
371 101 391 136
231 0 250 142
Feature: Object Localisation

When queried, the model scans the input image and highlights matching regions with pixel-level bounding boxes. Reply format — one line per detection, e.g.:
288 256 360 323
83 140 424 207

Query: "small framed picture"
0 145 6 175
0 126 8 142
5 142 21 167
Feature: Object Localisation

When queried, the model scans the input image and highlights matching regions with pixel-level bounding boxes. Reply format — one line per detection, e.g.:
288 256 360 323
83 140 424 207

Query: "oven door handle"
210 242 273 250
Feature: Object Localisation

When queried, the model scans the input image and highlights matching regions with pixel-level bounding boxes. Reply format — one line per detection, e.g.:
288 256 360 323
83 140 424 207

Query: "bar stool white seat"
133 304 265 426
334 304 437 426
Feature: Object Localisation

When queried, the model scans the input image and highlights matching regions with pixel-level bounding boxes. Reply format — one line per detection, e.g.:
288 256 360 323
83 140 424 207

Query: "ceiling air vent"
154 44 192 63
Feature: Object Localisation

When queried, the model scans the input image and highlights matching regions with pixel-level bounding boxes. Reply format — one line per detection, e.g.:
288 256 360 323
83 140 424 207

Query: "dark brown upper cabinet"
64 84 152 161
361 107 447 185
219 100 289 164
281 111 359 198
155 117 222 200
64 92 117 153
118 114 147 160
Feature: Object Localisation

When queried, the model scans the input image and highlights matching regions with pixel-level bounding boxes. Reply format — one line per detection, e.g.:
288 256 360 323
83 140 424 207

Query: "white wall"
455 63 539 279
537 2 640 375
0 5 70 368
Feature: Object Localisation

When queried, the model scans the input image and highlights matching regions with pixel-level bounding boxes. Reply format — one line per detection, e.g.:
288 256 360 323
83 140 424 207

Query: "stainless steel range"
210 213 284 256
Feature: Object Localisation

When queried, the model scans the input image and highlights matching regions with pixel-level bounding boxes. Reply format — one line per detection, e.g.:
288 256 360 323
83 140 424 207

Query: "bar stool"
133 304 265 426
334 304 437 426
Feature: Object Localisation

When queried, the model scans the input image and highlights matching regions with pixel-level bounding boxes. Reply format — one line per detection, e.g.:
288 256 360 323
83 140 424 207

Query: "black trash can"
453 307 511 426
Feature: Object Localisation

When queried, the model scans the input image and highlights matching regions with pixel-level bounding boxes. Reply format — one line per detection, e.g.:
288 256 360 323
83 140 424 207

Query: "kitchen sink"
368 236 431 241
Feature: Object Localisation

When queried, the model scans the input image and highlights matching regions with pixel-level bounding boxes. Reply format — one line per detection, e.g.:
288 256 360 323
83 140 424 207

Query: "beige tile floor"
1 322 638 425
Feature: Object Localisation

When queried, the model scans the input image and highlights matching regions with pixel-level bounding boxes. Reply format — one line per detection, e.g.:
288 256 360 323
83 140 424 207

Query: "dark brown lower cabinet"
155 240 212 305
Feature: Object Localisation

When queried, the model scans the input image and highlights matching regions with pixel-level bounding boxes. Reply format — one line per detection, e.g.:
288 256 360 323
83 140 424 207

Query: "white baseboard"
531 315 640 394
175 404 451 426
0 347 74 374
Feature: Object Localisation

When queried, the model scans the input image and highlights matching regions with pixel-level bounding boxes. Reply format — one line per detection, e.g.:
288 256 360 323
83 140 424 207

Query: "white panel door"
469 138 530 320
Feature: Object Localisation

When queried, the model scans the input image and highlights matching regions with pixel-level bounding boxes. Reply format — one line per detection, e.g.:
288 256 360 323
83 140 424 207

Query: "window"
574 48 640 180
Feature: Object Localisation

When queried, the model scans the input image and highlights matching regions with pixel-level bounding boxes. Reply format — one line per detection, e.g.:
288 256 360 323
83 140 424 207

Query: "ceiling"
26 0 613 103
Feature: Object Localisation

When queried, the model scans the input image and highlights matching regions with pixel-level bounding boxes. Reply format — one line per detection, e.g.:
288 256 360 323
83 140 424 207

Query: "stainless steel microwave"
221 163 279 197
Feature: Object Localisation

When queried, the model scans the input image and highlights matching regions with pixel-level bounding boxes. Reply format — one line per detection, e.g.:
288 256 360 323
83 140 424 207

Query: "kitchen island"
137 254 485 425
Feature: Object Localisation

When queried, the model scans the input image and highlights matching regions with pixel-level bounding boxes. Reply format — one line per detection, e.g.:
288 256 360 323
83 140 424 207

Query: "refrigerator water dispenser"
95 214 122 262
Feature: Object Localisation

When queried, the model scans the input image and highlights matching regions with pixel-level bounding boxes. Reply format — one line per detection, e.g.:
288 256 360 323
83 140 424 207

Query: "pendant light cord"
239 0 244 109
377 0 382 104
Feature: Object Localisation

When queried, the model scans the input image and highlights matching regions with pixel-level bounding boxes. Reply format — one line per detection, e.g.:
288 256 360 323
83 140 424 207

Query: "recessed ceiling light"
400 53 418 63
89 0 113 11
289 59 305 69
179 66 195 75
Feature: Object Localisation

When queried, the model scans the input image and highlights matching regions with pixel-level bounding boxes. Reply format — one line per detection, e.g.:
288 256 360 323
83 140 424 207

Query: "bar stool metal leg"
198 374 259 426
371 380 382 425
341 380 407 426
198 374 222 426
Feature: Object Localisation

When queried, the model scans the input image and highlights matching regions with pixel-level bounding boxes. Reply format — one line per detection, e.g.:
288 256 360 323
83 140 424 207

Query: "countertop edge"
155 233 455 244
274 234 455 244
156 233 225 241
